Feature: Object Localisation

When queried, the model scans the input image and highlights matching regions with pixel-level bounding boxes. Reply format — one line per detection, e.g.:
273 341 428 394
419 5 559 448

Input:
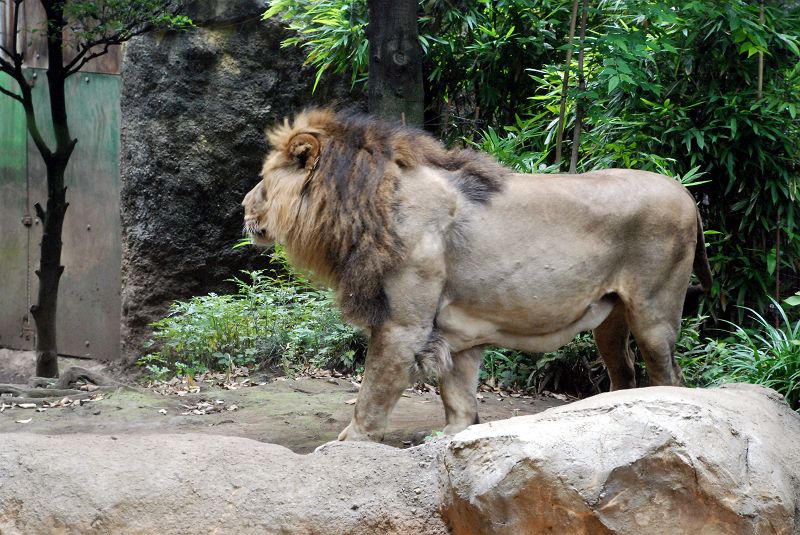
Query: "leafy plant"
263 0 368 90
481 333 603 396
678 303 800 411
139 249 366 378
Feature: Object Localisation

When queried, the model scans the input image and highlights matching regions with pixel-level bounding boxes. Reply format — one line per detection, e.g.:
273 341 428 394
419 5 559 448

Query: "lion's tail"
683 209 713 316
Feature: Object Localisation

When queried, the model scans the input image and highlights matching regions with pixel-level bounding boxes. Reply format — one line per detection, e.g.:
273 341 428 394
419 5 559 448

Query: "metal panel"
0 72 33 350
0 1 121 74
26 69 121 359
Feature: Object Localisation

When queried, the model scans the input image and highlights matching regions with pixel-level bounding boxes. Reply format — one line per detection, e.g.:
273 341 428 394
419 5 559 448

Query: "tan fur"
244 108 505 326
243 108 712 443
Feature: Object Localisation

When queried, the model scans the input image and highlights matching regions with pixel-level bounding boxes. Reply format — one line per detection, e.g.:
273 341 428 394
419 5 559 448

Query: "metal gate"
0 1 122 360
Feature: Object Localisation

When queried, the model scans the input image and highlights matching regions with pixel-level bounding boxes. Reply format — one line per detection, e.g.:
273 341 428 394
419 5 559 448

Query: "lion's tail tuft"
412 330 452 380
683 209 713 316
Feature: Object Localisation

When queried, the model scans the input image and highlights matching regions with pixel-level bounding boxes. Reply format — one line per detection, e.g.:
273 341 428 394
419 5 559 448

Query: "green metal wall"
0 72 32 349
0 69 121 359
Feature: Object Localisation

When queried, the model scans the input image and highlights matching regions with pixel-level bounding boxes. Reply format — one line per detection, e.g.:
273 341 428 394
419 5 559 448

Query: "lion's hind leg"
439 347 484 435
593 299 637 390
625 294 685 387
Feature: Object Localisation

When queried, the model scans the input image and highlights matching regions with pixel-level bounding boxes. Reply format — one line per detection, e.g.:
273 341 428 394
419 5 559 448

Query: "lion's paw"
338 422 383 442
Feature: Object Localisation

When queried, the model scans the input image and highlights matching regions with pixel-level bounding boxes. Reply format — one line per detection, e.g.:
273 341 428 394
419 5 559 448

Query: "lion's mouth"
243 218 269 242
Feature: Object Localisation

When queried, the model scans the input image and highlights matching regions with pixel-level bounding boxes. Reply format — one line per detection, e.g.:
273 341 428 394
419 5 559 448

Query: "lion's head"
243 108 507 326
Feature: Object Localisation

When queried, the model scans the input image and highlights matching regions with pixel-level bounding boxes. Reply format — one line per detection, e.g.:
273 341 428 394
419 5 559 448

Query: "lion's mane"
263 108 509 326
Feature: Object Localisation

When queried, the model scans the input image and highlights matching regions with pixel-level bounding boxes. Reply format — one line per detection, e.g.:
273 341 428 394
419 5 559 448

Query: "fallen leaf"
344 398 357 405
16 418 32 424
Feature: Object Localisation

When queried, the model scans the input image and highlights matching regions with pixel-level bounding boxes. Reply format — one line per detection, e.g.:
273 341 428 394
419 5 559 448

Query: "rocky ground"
0 349 565 452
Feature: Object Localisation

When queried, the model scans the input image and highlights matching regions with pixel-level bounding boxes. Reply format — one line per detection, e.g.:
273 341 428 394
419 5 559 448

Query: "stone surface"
119 0 360 361
0 434 449 535
2 385 797 534
442 384 800 535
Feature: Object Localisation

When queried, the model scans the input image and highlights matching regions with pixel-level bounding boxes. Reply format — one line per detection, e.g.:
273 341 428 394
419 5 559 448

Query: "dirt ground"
0 349 567 453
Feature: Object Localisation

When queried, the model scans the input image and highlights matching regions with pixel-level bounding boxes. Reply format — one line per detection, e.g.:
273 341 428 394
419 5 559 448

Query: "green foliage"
678 304 800 411
63 0 192 45
268 0 800 321
139 249 366 378
263 0 368 90
481 334 603 395
508 1 800 320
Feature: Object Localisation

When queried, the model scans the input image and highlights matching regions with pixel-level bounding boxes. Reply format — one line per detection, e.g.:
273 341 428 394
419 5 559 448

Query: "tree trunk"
31 0 75 378
32 162 68 378
367 0 424 126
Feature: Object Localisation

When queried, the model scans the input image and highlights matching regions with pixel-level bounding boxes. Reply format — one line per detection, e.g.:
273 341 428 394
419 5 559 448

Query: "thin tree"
569 0 589 173
367 0 424 126
0 0 189 377
553 0 580 169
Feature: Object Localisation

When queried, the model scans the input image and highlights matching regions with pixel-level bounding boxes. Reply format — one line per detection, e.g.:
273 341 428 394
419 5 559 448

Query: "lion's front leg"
338 322 429 442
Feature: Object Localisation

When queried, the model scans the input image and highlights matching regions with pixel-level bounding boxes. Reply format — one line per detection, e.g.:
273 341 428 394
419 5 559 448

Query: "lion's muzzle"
242 180 273 245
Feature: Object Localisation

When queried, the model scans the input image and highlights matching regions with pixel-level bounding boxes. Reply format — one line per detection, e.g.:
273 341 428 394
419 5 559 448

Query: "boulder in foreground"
1 384 798 534
442 384 800 535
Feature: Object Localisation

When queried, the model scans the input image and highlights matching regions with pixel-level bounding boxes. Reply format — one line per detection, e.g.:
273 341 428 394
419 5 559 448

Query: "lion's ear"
287 133 321 171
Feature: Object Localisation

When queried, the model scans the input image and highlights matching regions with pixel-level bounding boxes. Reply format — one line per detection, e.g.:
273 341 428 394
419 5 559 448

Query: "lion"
243 108 712 442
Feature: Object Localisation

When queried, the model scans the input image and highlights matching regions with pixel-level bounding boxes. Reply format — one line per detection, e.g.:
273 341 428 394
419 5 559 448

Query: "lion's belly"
438 296 615 353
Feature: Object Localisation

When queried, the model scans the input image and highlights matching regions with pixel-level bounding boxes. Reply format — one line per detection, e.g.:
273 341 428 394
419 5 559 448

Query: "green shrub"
678 303 800 410
481 333 603 395
138 250 366 378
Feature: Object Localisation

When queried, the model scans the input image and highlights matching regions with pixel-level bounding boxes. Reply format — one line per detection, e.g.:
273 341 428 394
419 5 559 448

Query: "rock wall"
119 0 358 361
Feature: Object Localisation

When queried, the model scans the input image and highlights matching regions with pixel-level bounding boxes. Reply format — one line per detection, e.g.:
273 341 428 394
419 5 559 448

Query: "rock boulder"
442 384 800 535
1 385 798 534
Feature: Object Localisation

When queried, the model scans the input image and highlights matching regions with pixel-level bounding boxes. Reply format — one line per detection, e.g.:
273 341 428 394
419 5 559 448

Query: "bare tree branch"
0 54 17 74
0 83 23 103
17 81 53 159
12 0 22 58
63 21 153 76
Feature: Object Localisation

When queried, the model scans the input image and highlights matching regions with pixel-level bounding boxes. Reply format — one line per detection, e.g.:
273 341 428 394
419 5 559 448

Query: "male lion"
243 108 712 442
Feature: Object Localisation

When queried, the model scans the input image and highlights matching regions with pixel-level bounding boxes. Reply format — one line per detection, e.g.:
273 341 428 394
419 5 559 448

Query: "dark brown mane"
265 108 509 327
325 111 508 205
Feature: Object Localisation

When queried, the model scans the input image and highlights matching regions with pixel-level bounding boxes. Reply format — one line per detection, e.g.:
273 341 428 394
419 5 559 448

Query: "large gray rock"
0 435 449 535
442 384 800 535
119 0 359 361
1 385 797 534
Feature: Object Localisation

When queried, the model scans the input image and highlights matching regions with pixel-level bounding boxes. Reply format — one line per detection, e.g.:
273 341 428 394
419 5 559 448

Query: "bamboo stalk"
569 0 589 174
554 0 580 170
758 0 764 99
